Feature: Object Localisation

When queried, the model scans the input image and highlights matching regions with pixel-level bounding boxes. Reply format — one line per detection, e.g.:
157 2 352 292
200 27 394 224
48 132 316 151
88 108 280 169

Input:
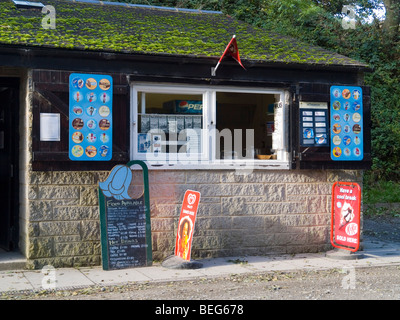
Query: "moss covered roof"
0 0 367 68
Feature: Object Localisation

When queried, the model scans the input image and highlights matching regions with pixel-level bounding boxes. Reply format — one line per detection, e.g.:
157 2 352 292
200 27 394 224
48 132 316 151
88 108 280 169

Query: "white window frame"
131 84 210 164
130 83 290 170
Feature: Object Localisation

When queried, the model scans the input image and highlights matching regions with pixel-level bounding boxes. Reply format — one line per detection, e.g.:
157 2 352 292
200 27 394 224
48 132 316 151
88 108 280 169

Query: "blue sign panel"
330 86 363 161
69 74 112 161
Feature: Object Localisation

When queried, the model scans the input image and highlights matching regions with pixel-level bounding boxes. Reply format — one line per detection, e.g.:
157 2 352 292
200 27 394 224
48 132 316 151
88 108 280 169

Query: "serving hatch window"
216 91 283 161
131 84 289 168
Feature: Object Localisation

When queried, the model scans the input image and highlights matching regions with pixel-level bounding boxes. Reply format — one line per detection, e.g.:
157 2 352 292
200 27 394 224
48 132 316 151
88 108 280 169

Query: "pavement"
1 238 400 294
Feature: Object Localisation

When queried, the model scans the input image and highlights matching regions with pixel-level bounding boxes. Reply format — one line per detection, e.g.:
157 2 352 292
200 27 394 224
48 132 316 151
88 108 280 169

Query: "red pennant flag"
212 35 246 76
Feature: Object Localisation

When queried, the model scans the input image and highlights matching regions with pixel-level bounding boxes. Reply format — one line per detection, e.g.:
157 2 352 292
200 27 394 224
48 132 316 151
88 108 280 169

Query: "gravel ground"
363 214 400 243
6 265 399 301
2 215 400 301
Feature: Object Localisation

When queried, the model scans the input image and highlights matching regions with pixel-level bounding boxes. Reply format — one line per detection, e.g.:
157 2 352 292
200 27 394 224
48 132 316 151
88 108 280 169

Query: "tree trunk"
382 0 400 41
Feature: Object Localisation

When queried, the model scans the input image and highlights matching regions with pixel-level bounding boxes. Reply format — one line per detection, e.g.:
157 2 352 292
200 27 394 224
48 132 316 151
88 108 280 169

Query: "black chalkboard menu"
99 161 152 270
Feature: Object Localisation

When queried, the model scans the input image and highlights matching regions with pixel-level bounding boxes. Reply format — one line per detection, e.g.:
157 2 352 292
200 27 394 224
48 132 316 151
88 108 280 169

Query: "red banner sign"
331 182 361 252
175 190 201 261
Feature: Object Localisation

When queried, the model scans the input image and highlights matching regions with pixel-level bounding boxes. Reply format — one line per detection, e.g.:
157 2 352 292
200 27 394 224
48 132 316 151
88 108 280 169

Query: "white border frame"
131 84 210 163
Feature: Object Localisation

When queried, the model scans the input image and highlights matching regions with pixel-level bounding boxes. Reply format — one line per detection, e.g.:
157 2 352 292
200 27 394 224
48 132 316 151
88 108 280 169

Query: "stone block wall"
23 168 362 269
25 171 106 269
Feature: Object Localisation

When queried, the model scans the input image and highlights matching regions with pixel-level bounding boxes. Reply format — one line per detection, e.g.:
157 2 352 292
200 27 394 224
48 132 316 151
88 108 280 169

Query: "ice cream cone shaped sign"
175 190 201 261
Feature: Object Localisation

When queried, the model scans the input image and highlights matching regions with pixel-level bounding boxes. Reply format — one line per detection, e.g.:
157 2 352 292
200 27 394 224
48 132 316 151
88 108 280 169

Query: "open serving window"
131 84 289 169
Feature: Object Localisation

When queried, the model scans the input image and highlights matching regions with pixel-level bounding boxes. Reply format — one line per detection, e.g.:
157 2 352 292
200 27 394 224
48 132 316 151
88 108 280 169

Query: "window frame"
130 83 290 170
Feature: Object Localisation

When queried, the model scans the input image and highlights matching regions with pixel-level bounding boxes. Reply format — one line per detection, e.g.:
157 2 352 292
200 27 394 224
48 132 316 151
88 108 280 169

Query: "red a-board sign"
175 190 201 261
331 182 361 252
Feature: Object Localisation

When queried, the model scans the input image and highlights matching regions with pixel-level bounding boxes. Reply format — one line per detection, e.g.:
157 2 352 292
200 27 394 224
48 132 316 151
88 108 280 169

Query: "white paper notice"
40 113 60 141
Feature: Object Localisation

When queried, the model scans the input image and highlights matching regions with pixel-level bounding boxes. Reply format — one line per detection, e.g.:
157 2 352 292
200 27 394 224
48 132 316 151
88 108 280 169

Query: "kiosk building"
0 0 371 268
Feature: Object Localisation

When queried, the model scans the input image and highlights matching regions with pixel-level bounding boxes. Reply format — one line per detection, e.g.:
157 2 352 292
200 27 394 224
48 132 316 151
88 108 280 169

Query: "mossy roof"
0 0 367 68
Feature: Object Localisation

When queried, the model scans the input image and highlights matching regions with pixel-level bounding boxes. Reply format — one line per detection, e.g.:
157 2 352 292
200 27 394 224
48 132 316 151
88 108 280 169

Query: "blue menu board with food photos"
69 74 112 161
330 86 363 161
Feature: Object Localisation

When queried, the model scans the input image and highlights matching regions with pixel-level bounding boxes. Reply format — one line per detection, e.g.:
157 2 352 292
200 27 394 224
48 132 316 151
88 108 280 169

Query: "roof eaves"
0 42 372 74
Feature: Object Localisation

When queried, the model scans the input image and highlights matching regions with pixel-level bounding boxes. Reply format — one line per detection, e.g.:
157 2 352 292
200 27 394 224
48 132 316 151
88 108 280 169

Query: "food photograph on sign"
69 73 113 161
176 216 194 261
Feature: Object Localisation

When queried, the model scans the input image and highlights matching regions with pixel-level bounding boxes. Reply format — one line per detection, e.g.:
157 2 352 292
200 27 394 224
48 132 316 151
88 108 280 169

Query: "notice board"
99 161 152 270
330 86 363 161
299 102 329 147
69 73 113 161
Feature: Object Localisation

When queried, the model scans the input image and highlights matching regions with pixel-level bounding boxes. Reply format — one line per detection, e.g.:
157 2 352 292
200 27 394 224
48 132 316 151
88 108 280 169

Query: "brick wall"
26 171 105 269
24 168 362 269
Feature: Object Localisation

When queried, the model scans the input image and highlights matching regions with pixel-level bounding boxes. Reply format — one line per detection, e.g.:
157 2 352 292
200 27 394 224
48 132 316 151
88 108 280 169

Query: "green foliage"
222 0 400 182
363 180 400 204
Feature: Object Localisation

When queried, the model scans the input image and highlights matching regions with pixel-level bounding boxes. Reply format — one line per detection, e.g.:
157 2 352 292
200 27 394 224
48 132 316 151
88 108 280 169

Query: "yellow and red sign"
331 182 361 252
175 190 201 261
